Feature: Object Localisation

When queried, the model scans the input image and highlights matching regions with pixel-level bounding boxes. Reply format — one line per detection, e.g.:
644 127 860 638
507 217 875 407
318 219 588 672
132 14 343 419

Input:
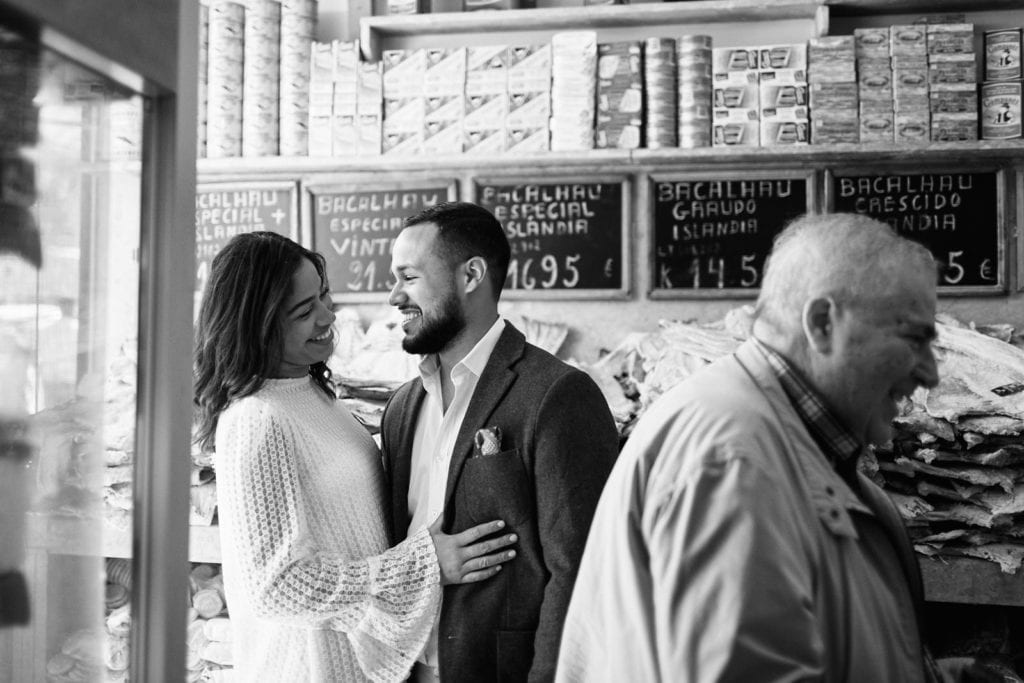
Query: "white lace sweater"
215 376 440 682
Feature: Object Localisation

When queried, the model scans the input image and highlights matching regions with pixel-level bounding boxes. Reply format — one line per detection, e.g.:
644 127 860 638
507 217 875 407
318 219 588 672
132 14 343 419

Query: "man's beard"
402 290 465 355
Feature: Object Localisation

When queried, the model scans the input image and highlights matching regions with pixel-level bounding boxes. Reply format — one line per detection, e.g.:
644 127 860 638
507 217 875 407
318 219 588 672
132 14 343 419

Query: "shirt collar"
417 317 506 385
750 337 864 470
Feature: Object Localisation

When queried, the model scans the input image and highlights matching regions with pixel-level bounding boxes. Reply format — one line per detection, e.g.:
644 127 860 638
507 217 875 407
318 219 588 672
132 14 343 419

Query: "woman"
194 232 516 682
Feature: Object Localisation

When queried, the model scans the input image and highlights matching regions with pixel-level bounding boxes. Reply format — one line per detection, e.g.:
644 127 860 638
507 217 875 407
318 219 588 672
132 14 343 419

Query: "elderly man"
556 213 960 682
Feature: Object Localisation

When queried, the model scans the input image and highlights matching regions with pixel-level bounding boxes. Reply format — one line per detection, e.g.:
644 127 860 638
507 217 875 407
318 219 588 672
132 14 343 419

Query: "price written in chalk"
507 254 582 290
309 183 455 296
830 171 1003 290
195 184 296 292
475 178 628 296
651 176 810 294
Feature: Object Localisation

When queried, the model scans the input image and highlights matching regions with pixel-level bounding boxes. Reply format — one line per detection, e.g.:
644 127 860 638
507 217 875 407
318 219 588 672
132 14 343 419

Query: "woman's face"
273 258 336 378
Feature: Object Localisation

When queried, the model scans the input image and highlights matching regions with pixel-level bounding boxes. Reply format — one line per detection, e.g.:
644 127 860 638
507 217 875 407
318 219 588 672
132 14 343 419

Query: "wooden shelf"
28 512 221 564
826 0 1024 17
360 0 827 60
921 556 1024 607
197 139 1024 178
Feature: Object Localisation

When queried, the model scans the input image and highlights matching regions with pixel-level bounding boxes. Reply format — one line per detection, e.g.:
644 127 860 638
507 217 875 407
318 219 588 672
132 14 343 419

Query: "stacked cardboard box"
758 43 809 146
550 31 598 151
506 44 552 153
382 48 427 155
464 45 508 155
890 24 930 144
423 47 467 155
927 23 978 142
854 28 894 143
712 46 759 147
808 36 859 144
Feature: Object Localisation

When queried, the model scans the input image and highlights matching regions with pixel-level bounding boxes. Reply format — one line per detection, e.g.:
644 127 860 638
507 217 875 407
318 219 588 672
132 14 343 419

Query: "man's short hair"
404 201 511 299
754 212 937 334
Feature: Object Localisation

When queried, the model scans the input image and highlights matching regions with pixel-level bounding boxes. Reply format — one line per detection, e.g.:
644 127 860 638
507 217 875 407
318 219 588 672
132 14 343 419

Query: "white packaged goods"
425 47 467 95
466 45 508 95
424 118 464 154
758 44 807 71
713 120 759 146
505 124 550 153
463 125 504 154
507 44 551 92
206 1 244 158
242 0 281 157
382 49 427 96
760 119 809 145
551 31 597 151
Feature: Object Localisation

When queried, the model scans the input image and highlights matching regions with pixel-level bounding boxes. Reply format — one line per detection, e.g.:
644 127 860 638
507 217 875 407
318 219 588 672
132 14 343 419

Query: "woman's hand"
428 517 518 586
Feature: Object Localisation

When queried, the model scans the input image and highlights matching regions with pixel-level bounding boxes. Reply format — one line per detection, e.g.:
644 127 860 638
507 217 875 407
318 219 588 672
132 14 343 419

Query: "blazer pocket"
458 448 532 527
496 629 535 683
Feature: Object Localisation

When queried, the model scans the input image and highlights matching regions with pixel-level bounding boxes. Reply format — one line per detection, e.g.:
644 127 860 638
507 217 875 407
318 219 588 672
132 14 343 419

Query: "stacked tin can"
550 31 597 152
643 37 677 148
279 0 317 156
206 0 244 158
242 0 281 156
197 3 209 159
676 35 713 148
981 28 1023 140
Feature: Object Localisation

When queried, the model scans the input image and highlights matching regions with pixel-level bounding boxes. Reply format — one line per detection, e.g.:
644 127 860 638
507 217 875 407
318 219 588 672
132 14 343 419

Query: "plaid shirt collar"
751 338 864 472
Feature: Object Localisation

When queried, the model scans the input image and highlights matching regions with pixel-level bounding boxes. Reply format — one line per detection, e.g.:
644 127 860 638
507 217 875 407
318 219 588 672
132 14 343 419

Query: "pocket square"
473 426 503 457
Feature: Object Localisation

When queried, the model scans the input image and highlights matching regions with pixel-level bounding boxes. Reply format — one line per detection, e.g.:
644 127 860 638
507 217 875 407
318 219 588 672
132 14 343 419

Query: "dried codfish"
892 412 956 442
913 321 1024 423
955 415 1024 436
893 457 1020 494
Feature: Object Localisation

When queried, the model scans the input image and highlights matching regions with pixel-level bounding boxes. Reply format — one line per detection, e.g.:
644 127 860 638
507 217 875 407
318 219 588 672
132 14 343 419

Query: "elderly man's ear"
802 297 837 353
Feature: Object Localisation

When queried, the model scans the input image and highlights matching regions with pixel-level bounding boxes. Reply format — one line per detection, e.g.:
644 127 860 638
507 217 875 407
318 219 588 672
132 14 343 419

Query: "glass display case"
0 0 196 680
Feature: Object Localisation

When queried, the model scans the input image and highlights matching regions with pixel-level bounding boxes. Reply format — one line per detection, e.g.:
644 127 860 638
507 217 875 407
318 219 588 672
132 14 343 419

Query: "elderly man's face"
827 269 939 445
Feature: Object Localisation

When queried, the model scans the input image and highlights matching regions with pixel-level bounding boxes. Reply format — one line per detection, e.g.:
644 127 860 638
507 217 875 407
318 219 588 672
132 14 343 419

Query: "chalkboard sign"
650 172 814 298
305 180 457 300
474 176 630 299
195 182 298 293
828 170 1005 294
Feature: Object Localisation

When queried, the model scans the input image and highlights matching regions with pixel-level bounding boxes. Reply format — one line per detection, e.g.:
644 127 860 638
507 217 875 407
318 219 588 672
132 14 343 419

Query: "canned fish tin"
981 80 1022 139
985 29 1022 81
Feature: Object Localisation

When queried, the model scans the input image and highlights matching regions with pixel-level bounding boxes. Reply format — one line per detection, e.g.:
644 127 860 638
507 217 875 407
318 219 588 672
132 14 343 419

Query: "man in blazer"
381 201 619 683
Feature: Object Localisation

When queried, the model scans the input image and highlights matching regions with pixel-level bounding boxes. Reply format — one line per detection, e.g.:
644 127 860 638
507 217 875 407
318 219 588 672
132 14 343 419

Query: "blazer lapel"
392 381 426 540
442 325 525 519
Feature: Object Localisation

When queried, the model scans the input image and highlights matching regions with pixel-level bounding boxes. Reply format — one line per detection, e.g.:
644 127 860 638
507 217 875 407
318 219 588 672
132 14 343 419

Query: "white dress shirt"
408 317 506 676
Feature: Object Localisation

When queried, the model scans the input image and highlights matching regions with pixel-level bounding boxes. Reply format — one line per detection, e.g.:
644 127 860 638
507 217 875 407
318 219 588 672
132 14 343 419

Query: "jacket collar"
734 339 872 539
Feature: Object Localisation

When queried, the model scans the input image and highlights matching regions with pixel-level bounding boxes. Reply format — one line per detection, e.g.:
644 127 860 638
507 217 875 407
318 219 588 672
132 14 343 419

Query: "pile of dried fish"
579 309 1024 575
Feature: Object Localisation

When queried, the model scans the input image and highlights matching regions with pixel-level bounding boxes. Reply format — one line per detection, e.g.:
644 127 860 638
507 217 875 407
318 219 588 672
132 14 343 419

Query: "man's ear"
463 257 487 294
802 297 835 353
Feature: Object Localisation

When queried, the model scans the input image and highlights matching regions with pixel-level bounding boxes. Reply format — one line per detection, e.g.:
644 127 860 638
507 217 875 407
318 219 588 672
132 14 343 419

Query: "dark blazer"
381 323 619 683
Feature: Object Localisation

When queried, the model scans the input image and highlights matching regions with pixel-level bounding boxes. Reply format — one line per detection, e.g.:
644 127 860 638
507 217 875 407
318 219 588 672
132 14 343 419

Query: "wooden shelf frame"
360 0 828 60
198 140 1024 178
